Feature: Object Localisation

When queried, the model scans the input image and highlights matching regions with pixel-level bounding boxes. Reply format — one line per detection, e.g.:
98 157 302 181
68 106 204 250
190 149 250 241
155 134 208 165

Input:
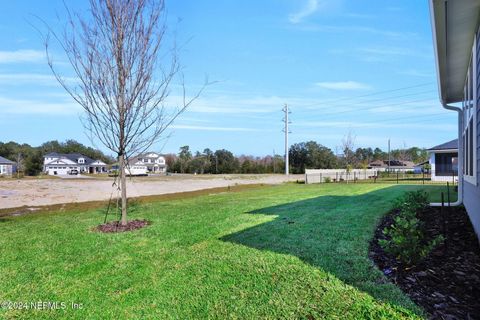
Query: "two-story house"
43 152 107 175
129 152 167 174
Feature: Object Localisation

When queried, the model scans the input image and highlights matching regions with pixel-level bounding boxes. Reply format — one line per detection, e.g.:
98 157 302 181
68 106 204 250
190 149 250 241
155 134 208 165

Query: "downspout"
430 103 463 206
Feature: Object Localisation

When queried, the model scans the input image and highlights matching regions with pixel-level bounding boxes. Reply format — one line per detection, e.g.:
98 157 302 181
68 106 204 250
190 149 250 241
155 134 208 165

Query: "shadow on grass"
221 185 423 314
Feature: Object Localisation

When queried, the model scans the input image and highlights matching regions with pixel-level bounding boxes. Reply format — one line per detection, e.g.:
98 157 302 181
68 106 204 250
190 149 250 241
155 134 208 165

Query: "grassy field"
0 184 452 319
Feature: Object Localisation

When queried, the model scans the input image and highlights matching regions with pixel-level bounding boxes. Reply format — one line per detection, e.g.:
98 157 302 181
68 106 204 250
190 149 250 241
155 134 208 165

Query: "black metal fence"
305 169 458 186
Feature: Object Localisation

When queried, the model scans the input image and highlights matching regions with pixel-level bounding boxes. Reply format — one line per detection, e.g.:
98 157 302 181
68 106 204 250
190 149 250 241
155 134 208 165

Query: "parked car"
68 169 79 175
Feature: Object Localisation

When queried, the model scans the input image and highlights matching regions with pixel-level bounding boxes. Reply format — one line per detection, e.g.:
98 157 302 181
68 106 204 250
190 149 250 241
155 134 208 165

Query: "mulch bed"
95 219 150 233
370 206 480 319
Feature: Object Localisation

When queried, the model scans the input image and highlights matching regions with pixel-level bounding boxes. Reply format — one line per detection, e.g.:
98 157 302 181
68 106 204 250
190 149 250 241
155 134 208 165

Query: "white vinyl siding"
463 30 478 185
0 164 12 175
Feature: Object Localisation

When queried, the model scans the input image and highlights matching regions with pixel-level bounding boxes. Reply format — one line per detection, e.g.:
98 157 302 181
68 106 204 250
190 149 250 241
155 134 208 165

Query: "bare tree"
398 141 410 162
341 130 356 168
43 0 204 225
15 152 24 179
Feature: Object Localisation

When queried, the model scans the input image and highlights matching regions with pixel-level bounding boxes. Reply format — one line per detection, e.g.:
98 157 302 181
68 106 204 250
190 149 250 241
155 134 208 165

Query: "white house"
430 0 480 240
0 156 14 176
111 152 166 176
43 152 107 175
413 161 429 174
368 160 416 172
428 139 458 182
130 152 167 174
125 161 148 176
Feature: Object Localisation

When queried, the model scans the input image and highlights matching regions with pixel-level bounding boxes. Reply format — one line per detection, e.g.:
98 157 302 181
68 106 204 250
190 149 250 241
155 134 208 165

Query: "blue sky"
0 0 456 156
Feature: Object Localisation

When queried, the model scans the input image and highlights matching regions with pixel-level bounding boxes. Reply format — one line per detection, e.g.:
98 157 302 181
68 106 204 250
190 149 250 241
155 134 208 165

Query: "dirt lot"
0 174 303 209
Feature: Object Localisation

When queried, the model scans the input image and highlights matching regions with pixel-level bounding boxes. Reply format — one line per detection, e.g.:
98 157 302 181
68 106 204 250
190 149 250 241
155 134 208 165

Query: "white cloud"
290 24 413 38
359 47 414 57
187 104 271 114
294 120 456 131
315 81 371 90
0 73 78 87
171 125 263 132
397 69 434 78
357 47 430 61
0 96 81 115
0 49 45 64
167 94 284 115
289 0 320 24
0 73 56 86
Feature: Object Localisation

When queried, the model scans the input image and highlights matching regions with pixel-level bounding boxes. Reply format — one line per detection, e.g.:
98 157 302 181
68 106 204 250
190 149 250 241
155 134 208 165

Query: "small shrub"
108 169 119 177
392 190 428 213
380 191 443 266
324 177 331 183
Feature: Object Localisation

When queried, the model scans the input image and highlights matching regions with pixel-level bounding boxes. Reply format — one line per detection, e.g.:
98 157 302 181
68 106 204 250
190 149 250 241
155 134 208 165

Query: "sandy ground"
0 174 303 209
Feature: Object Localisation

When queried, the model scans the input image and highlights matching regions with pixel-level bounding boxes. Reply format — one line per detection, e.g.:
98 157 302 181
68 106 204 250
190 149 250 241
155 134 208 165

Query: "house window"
435 153 458 176
469 118 474 175
463 38 478 185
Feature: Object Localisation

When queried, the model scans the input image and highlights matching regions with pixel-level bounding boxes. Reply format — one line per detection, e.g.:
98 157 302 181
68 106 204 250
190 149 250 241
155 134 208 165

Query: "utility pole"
388 139 391 174
282 104 291 175
273 149 276 174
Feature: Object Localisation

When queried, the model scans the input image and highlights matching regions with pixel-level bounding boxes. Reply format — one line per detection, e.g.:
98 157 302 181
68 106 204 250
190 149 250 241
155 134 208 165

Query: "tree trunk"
119 154 128 226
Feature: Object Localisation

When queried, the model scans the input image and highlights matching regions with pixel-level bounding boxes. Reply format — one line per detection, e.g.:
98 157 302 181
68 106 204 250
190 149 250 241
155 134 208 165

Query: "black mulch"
370 206 480 319
95 219 150 233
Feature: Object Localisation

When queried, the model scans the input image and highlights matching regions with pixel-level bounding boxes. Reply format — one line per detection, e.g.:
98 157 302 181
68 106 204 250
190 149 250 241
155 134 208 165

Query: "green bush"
324 177 331 183
379 191 443 265
392 190 429 213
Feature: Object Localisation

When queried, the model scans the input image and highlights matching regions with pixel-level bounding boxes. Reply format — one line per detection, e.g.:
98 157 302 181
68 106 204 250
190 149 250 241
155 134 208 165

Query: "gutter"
430 103 463 206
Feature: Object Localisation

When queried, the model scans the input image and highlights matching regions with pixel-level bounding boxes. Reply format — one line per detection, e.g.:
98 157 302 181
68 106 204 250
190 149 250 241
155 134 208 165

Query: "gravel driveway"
0 174 303 209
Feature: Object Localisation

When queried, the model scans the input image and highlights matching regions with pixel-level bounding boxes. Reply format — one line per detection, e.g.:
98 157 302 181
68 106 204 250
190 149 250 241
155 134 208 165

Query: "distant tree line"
166 146 285 174
0 140 114 176
0 139 429 176
167 142 428 175
288 141 428 174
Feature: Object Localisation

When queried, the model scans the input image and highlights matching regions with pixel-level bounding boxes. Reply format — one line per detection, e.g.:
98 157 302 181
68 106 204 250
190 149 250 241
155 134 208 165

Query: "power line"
333 90 435 106
226 83 439 123
371 112 452 124
292 113 455 129
298 82 435 108
297 97 437 120
298 90 436 113
282 104 291 175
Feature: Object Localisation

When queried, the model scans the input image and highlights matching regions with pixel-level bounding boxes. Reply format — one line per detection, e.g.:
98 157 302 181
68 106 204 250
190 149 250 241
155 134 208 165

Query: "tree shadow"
220 185 421 314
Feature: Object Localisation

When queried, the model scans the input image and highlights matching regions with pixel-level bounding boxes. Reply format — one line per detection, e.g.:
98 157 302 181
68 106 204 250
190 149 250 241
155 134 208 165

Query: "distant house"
430 0 480 239
428 139 458 182
43 152 107 175
368 159 415 172
413 160 429 174
0 156 14 176
112 152 167 176
129 152 167 174
125 161 148 176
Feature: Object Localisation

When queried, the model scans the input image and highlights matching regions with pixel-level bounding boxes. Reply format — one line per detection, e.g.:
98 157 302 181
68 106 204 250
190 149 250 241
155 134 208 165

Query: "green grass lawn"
0 184 451 319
